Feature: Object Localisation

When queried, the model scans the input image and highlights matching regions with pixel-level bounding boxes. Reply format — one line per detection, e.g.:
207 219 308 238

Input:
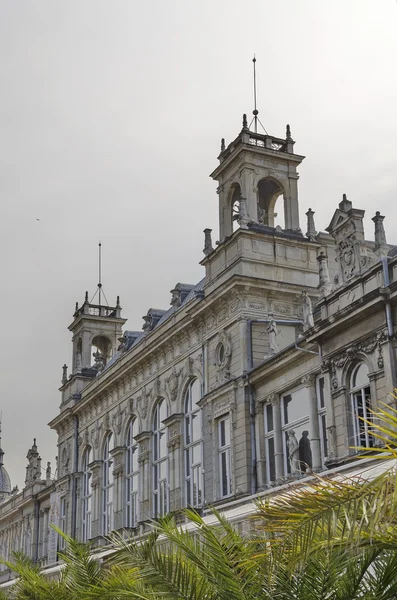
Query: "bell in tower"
210 59 305 242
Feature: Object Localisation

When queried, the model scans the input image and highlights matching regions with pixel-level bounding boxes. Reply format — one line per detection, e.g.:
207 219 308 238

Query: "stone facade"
0 115 396 584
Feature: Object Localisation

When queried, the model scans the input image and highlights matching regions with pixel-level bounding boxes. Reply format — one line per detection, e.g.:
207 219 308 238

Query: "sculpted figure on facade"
287 430 300 474
61 442 70 476
302 291 314 330
298 431 312 472
266 316 279 355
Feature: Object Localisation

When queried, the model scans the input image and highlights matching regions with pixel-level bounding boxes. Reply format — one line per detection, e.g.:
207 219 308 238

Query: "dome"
0 465 11 494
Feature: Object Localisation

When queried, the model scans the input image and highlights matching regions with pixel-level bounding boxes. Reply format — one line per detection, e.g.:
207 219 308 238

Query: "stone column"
89 460 102 539
110 446 125 531
135 431 151 522
239 318 249 372
240 167 256 223
273 396 284 481
217 184 231 241
164 414 183 512
285 176 300 231
301 374 322 471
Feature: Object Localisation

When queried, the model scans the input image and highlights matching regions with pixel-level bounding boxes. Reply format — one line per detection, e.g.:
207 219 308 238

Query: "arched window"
184 379 203 507
102 434 114 535
153 400 168 517
82 447 92 542
350 363 373 448
126 419 140 528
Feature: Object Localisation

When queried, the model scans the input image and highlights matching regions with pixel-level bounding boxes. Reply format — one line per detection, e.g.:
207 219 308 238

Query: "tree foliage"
2 404 397 598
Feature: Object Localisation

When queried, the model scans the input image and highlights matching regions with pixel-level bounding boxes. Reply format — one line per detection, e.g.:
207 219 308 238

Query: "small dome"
0 465 11 494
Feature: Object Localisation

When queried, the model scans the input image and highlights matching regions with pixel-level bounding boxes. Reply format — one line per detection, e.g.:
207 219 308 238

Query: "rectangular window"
218 416 231 498
352 386 373 448
281 388 310 476
316 376 328 465
59 498 67 550
264 403 276 484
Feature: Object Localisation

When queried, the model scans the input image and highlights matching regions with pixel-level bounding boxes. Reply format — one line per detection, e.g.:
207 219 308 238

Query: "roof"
0 466 11 495
103 277 206 373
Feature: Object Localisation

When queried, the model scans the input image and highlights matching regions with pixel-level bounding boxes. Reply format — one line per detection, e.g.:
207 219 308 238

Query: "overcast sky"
0 0 396 488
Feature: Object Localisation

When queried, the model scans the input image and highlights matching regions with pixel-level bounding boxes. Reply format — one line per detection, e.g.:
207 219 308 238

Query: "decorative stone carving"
137 386 151 419
91 421 102 449
302 291 314 331
286 430 300 474
203 228 214 256
214 329 232 383
301 373 316 387
323 329 387 390
266 316 279 356
112 405 125 435
265 393 278 405
166 367 182 402
61 442 71 476
305 208 317 241
317 251 333 298
338 237 356 281
167 435 181 451
213 398 231 418
372 211 387 250
92 350 105 373
257 205 266 224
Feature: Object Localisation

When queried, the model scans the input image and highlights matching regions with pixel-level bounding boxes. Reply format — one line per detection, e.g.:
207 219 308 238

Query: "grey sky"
0 0 396 488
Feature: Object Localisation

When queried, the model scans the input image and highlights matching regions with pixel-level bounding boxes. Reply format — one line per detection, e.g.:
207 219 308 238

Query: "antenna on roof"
98 241 102 306
90 241 109 306
249 56 268 135
0 412 4 466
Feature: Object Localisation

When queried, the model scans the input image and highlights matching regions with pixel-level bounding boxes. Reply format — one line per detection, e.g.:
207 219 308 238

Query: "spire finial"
0 412 4 468
221 137 225 152
98 241 102 307
252 55 258 133
286 124 292 140
242 114 248 129
85 291 89 303
89 242 110 306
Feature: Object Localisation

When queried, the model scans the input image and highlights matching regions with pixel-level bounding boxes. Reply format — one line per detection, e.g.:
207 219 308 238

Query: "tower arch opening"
90 334 113 371
257 177 285 228
229 183 242 233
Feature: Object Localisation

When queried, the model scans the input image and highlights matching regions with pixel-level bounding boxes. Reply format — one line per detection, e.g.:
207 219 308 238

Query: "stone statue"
257 205 266 225
266 317 280 355
287 429 300 474
92 350 105 373
299 431 312 472
302 291 314 330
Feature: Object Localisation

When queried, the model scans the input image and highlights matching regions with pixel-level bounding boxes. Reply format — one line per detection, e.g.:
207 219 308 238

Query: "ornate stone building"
0 113 396 583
